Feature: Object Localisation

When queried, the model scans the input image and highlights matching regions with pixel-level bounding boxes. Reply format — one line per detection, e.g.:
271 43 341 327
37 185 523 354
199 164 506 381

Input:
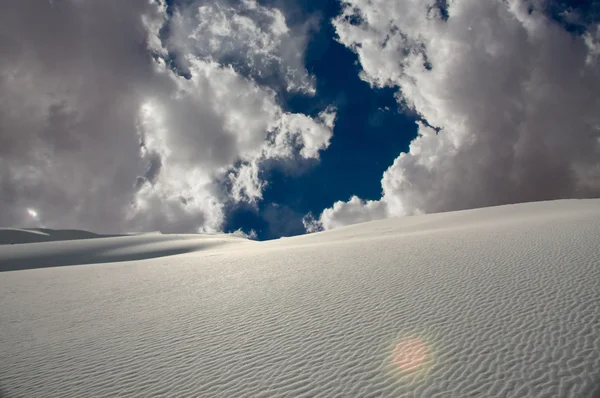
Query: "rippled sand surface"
1 199 599 397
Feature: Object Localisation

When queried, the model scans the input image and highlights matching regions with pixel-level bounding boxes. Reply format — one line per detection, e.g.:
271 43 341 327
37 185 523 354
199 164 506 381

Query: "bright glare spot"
392 337 428 372
27 208 39 218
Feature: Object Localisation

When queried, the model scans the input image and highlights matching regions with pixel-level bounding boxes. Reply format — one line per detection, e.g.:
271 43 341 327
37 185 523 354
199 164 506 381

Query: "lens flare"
385 333 435 383
27 208 38 218
392 337 428 371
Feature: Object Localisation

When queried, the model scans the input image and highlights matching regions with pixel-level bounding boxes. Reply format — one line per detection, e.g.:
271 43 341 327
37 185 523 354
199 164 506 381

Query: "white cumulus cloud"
311 0 600 231
166 0 317 94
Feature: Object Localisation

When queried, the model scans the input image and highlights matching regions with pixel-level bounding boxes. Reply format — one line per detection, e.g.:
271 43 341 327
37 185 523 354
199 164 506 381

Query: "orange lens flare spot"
391 337 428 372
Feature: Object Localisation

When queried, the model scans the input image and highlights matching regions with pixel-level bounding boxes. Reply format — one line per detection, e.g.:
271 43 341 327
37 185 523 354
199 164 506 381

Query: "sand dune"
0 233 248 272
1 199 599 397
0 228 123 245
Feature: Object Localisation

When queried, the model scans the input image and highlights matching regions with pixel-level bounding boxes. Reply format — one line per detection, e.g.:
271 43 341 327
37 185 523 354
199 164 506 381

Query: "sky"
1 0 600 240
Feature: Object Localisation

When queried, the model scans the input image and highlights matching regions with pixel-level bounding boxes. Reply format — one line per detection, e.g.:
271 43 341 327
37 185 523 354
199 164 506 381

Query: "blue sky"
1 0 599 237
223 0 419 240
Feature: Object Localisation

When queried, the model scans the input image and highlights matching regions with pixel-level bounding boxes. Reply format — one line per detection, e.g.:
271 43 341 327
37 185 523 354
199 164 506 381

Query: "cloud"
311 0 600 231
166 0 317 94
0 0 163 232
305 196 388 231
230 227 257 240
226 105 336 204
265 107 337 160
0 0 334 233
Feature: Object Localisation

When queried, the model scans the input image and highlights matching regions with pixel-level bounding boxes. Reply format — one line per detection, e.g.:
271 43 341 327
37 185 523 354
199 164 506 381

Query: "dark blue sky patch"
540 0 600 34
223 0 419 240
225 202 267 235
261 203 307 239
428 0 450 22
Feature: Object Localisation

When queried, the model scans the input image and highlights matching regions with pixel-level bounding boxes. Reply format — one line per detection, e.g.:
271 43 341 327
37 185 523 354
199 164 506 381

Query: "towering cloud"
312 0 600 230
0 0 334 233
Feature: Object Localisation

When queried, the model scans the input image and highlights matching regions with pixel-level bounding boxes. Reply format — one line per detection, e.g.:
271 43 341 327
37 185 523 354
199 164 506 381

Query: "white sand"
1 199 599 397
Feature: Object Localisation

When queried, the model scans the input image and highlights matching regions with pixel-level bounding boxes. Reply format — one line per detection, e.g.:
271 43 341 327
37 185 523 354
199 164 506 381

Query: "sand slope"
0 228 123 245
0 233 247 272
1 199 599 397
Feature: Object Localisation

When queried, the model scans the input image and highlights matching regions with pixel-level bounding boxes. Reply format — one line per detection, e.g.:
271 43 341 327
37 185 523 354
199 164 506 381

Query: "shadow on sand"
592 382 600 398
0 235 230 272
0 384 10 398
0 228 124 245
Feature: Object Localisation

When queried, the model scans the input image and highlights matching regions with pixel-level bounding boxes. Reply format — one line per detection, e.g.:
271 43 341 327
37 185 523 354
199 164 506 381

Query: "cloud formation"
0 0 334 233
312 0 600 230
167 0 317 93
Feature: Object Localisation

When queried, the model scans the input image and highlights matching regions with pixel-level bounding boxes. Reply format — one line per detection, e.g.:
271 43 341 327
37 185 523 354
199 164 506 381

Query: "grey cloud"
1 0 334 234
0 0 159 232
166 0 316 93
